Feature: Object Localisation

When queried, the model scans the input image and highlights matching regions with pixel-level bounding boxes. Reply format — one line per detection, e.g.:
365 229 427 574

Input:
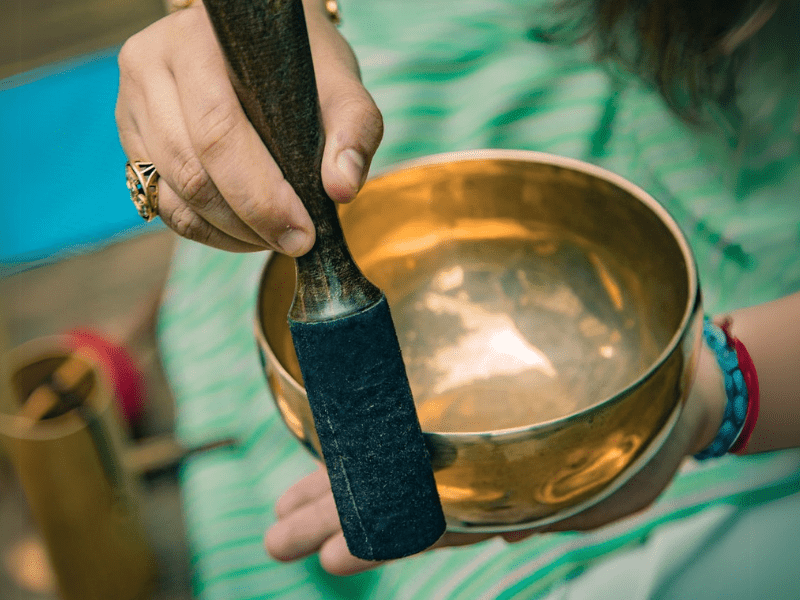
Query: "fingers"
118 48 267 251
117 9 273 252
266 467 380 575
266 486 342 562
169 6 317 254
266 468 339 562
274 467 332 518
117 3 381 254
119 131 265 252
266 467 497 576
318 533 382 576
266 467 383 575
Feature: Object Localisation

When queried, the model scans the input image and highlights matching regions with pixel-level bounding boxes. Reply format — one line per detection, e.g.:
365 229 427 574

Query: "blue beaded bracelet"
693 316 750 460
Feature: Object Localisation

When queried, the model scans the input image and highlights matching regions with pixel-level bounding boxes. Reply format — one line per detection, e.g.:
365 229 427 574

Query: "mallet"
203 0 446 560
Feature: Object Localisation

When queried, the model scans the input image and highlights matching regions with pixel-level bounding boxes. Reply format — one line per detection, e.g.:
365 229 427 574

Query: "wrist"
692 316 761 459
687 339 728 455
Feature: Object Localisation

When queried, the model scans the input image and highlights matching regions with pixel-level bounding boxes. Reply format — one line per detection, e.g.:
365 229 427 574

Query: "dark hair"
566 0 781 119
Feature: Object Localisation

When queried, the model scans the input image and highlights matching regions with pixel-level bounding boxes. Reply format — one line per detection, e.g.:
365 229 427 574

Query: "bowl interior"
259 153 693 434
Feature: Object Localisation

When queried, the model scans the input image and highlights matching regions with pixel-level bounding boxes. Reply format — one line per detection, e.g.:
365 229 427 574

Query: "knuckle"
168 204 213 245
192 101 241 163
361 101 384 146
116 37 138 73
234 191 276 229
117 31 161 103
117 33 151 83
335 92 384 151
172 151 213 206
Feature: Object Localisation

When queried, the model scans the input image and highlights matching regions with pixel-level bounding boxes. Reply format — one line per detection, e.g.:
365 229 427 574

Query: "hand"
265 344 726 575
116 0 383 254
265 467 497 575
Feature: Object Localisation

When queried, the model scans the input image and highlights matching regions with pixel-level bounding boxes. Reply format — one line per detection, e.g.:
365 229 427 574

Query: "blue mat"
1 48 163 274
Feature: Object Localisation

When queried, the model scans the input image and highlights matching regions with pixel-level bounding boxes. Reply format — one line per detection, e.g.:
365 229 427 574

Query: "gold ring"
166 0 196 12
325 0 341 25
125 161 160 222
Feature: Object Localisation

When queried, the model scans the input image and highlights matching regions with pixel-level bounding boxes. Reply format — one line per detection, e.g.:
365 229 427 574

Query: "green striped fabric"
157 1 800 597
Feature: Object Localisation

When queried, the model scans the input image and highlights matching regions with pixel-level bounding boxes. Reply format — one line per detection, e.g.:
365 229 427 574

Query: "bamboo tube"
0 336 157 600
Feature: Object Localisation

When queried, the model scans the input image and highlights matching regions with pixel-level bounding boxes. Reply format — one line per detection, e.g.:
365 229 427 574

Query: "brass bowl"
255 150 702 532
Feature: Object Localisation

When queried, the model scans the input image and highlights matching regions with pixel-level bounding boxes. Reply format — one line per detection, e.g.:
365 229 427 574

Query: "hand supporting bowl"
255 150 702 531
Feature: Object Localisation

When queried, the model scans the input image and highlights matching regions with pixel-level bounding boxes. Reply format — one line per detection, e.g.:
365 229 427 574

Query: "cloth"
1 49 163 274
156 0 800 598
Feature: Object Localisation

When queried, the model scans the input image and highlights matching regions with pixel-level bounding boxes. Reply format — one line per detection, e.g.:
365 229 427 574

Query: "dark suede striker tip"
289 295 446 560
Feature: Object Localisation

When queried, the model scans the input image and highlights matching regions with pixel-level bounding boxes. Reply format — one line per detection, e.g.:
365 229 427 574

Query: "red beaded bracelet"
719 318 760 454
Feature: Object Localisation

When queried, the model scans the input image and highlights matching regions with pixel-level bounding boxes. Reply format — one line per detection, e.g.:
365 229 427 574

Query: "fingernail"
336 148 366 190
276 228 309 255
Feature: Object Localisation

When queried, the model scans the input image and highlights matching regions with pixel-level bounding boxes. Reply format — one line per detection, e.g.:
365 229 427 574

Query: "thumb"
321 86 383 203
307 14 383 203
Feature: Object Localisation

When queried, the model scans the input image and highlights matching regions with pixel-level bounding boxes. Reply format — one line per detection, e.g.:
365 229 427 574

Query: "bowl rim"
255 148 700 440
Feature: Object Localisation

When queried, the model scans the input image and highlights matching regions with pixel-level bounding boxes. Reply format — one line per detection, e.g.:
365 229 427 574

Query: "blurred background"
2 1 193 598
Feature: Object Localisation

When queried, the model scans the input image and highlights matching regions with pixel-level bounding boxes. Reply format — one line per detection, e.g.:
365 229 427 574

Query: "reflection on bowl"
256 150 702 531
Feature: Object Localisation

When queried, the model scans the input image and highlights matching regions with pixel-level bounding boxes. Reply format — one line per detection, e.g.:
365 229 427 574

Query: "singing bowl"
255 150 702 532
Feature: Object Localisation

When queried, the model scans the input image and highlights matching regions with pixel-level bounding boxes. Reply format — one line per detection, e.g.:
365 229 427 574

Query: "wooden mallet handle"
203 0 445 560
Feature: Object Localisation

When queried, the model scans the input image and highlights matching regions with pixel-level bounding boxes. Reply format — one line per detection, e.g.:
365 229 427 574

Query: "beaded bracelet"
693 316 760 460
723 317 760 454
